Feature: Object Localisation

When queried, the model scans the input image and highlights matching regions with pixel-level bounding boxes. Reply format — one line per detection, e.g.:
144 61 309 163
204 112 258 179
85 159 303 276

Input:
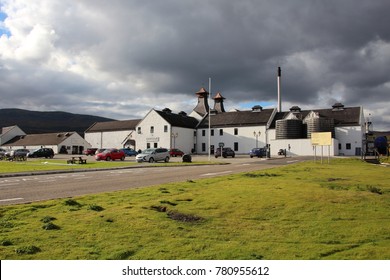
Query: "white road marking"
0 197 23 202
287 160 299 163
0 183 20 187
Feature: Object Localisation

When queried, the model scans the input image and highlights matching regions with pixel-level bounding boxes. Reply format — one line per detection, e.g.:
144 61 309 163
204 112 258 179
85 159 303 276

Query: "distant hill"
0 108 115 136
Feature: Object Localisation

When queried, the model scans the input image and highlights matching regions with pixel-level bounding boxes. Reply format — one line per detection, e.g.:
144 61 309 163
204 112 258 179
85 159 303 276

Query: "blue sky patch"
0 10 10 36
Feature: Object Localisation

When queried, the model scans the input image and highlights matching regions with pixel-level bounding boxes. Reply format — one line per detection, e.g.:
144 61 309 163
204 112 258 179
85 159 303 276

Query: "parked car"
249 148 266 158
27 148 54 158
95 148 125 161
136 148 170 163
169 148 184 157
10 149 30 158
120 148 138 157
0 148 8 159
215 147 235 158
83 148 98 156
95 148 108 155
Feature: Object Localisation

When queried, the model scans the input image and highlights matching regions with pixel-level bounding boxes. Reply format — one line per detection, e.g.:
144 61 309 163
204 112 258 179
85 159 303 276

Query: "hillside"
0 108 115 136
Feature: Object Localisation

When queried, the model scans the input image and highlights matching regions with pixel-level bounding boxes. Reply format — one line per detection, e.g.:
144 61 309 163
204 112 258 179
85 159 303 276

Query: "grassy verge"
0 158 389 260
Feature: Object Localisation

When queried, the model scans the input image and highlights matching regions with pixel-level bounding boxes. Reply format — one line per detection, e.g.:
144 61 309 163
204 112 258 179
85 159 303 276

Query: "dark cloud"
0 0 389 130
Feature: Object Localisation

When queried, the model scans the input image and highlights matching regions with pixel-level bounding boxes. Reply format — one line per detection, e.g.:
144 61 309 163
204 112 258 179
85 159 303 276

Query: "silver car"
136 148 170 163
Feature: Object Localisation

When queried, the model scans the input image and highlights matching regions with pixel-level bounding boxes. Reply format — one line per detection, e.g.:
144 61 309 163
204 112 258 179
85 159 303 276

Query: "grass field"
0 158 389 260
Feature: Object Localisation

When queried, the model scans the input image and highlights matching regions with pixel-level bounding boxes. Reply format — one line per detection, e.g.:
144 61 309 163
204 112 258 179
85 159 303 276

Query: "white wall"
171 126 195 154
269 138 339 156
135 110 171 151
85 130 133 149
335 126 363 156
196 125 267 154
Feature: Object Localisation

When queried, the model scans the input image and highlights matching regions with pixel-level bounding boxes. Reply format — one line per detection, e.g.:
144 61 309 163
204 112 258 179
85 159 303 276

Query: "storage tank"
305 116 335 138
275 118 303 139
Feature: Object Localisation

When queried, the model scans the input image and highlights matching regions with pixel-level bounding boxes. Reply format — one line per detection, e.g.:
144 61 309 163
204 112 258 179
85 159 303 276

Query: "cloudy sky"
1 0 389 130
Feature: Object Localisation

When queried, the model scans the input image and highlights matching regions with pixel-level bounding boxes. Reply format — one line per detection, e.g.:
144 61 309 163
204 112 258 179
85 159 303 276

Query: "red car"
83 148 98 156
95 148 125 161
169 148 184 157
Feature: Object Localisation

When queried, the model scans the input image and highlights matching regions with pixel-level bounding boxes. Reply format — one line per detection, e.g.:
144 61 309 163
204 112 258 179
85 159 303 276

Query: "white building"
3 131 91 154
83 87 366 157
84 119 141 149
135 108 199 154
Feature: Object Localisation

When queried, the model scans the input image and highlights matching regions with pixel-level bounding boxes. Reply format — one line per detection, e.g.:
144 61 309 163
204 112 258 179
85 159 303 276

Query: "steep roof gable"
155 109 199 129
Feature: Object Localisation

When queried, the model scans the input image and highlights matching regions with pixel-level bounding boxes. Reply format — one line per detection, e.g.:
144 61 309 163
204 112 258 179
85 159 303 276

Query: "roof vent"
178 111 187 117
332 103 345 111
290 106 301 112
162 108 172 114
57 133 62 137
65 132 70 136
252 105 263 112
210 109 218 115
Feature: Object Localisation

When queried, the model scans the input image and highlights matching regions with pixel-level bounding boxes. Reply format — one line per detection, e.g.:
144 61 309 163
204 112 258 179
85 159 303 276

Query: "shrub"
88 204 104 212
15 245 41 255
64 199 81 207
1 240 13 246
42 222 60 230
367 186 383 195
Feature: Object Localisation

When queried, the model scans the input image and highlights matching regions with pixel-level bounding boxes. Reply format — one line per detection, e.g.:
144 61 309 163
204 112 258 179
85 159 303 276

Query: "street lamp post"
171 132 178 149
253 131 261 148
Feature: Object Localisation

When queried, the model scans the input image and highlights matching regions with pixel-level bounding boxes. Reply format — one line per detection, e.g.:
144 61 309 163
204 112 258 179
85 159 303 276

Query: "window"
147 143 151 149
154 143 158 148
234 142 238 151
211 129 214 136
194 131 197 137
137 127 141 134
202 130 206 136
164 125 168 132
346 143 351 150
219 129 223 136
202 143 206 152
234 128 238 135
338 143 342 150
150 126 154 133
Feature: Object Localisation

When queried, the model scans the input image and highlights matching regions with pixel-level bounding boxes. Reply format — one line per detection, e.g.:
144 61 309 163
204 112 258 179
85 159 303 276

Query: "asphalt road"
0 156 308 206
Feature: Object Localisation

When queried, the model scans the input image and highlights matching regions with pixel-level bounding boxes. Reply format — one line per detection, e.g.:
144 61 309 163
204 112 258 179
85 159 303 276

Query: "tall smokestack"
277 66 282 112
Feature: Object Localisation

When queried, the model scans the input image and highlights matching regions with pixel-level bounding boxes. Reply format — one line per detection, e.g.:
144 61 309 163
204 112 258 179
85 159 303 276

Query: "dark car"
83 148 98 156
95 148 125 161
120 148 138 157
215 147 235 158
249 148 266 158
10 149 30 158
27 148 54 158
169 148 184 157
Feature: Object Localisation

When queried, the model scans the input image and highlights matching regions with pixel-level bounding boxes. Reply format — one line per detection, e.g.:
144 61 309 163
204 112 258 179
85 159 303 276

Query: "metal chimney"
277 67 282 112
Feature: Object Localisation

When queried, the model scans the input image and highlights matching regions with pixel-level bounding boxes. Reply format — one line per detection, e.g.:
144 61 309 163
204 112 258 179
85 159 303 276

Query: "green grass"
0 158 389 260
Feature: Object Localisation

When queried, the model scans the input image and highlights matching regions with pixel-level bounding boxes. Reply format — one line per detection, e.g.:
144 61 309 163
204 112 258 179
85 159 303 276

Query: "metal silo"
275 118 303 139
305 115 335 138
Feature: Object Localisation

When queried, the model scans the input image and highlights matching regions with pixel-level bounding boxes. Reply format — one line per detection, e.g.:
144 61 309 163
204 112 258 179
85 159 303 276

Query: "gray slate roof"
85 119 141 133
4 132 78 146
155 110 199 129
198 109 275 128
